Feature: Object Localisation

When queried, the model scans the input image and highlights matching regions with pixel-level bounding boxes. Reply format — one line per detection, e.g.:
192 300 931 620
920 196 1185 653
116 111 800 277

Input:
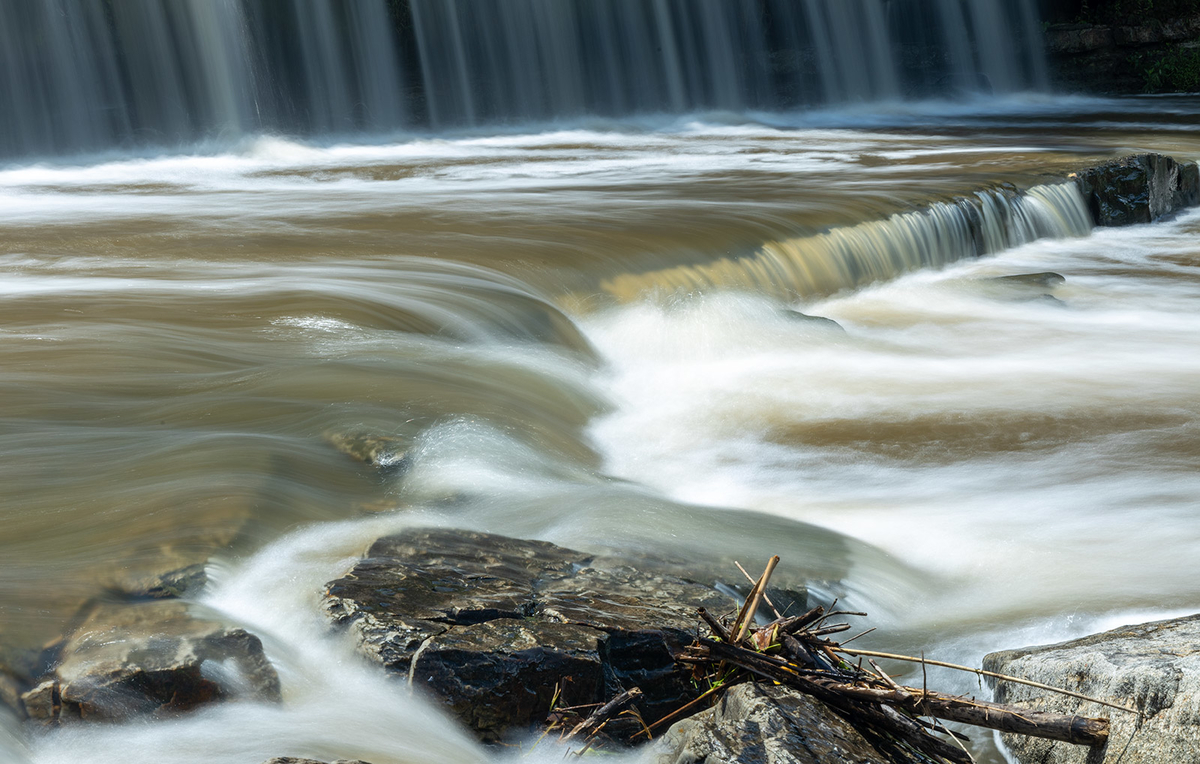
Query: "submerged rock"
325 431 411 472
783 310 845 331
982 272 1068 307
112 562 209 600
655 683 896 764
1073 153 1200 227
323 528 739 742
983 613 1200 764
21 600 280 724
0 641 42 721
990 272 1066 289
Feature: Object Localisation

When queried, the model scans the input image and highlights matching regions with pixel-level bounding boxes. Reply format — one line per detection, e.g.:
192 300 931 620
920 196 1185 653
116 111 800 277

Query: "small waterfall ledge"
601 154 1200 303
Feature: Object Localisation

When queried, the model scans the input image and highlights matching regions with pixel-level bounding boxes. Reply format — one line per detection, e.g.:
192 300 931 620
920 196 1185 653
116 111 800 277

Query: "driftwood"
562 687 643 744
832 646 1140 716
535 554 1120 762
685 639 1109 748
674 556 1119 764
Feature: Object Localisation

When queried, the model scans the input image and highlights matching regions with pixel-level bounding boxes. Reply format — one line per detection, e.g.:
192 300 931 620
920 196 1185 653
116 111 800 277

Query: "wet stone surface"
323 528 748 742
20 600 280 724
325 431 412 473
655 683 897 764
1073 153 1200 227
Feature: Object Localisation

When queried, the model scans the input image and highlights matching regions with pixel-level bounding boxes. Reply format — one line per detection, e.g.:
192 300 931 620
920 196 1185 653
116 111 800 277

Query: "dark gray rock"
783 311 845 331
654 683 896 764
323 528 736 742
1073 154 1200 227
983 613 1200 764
21 600 280 724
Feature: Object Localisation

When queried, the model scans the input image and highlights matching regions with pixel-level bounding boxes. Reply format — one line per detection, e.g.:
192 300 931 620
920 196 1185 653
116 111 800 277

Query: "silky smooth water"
0 0 1046 156
3 97 1200 763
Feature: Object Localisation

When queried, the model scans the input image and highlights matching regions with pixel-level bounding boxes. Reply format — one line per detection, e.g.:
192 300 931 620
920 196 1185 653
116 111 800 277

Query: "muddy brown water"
3 98 1200 763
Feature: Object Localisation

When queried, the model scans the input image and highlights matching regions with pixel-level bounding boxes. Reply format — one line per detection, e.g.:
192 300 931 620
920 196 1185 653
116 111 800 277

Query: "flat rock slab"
984 613 1200 764
655 683 897 764
21 600 280 724
323 528 738 741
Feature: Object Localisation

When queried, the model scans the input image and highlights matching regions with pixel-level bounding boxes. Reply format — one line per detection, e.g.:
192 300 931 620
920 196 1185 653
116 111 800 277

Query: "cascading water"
602 183 1093 302
7 0 1200 761
0 0 1048 157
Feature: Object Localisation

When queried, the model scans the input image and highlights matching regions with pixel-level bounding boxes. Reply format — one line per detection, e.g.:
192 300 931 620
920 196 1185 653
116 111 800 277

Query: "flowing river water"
3 96 1200 763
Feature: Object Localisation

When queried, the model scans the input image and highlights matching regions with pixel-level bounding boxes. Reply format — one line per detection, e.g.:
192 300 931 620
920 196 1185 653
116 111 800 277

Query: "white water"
588 215 1200 624
3 103 1200 764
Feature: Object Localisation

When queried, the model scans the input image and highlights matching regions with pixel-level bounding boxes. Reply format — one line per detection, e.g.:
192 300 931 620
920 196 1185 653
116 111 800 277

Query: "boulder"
654 683 899 764
983 613 1200 764
1073 154 1200 227
323 528 750 742
21 600 280 724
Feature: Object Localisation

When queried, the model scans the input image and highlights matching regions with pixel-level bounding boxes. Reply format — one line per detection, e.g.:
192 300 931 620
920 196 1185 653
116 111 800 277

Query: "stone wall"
1044 14 1200 93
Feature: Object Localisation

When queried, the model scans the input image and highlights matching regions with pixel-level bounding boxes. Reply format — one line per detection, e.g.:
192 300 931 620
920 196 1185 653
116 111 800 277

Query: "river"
2 95 1199 763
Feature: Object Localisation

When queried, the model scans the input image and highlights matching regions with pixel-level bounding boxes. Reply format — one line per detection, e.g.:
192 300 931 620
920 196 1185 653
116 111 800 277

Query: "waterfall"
600 183 1092 302
0 0 1049 158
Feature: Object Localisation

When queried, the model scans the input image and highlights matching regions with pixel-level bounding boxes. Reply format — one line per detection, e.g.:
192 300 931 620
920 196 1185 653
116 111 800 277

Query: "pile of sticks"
668 555 1130 764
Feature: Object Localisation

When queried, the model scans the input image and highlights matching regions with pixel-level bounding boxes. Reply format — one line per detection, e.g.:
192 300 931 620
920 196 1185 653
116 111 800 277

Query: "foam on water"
28 514 487 764
5 102 1200 764
585 208 1200 636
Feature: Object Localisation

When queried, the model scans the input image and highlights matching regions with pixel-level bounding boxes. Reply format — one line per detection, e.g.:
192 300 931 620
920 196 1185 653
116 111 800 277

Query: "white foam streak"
32 515 486 764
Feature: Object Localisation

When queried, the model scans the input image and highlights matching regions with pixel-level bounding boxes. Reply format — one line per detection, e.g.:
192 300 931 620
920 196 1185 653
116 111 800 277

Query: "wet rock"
1073 154 1200 227
325 431 411 472
24 600 280 724
654 683 896 764
107 562 209 601
323 528 735 742
991 272 1066 289
783 310 845 331
19 681 55 724
983 613 1200 764
94 488 253 601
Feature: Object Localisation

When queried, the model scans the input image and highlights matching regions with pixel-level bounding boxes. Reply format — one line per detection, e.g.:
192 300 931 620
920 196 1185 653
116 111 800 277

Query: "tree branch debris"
545 555 1124 761
675 556 1122 763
